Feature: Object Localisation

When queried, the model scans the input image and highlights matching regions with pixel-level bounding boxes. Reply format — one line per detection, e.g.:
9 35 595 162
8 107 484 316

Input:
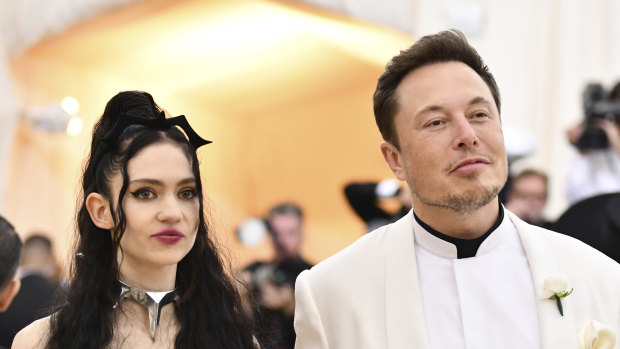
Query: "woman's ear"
86 192 113 230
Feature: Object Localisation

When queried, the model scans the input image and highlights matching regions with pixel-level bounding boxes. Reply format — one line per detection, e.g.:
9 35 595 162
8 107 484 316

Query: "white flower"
542 276 568 298
542 276 573 316
578 320 616 349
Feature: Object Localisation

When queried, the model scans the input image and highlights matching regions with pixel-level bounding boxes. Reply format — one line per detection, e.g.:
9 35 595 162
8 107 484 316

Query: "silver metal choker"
114 280 179 341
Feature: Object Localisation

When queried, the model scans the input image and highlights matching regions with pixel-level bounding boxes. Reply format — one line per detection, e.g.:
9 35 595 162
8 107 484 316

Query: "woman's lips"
151 229 185 244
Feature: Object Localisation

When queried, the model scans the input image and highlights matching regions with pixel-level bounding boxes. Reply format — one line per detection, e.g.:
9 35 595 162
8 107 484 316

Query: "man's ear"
0 278 21 312
86 192 114 230
380 141 407 181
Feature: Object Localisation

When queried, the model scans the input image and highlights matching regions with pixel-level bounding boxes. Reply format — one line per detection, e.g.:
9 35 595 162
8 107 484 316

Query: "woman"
13 91 257 348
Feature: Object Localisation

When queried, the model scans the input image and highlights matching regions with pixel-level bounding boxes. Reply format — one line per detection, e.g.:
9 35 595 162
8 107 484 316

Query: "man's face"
269 213 302 259
381 61 508 213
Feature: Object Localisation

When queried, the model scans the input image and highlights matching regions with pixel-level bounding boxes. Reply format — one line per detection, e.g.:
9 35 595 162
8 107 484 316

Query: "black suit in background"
0 274 56 348
553 192 620 263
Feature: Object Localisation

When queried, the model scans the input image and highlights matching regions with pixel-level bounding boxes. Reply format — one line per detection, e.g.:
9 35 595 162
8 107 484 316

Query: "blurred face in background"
507 174 547 222
269 213 302 260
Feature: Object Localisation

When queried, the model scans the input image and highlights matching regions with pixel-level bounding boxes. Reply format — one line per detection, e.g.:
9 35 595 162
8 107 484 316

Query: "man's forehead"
396 62 496 106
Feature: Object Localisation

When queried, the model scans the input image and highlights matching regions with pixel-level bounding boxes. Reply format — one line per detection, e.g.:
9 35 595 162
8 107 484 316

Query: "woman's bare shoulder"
12 316 51 349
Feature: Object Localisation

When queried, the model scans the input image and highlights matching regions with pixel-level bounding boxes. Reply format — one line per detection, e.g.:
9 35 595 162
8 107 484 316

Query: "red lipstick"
151 229 185 245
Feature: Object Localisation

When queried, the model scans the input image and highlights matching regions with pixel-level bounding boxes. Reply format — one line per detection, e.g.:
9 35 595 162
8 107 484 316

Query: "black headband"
90 111 211 180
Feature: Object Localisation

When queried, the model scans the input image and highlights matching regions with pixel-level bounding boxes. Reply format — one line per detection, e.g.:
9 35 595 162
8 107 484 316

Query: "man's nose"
453 116 478 149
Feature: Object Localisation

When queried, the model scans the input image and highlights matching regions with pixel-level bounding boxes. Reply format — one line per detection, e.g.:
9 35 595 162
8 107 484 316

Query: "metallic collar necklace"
114 280 179 341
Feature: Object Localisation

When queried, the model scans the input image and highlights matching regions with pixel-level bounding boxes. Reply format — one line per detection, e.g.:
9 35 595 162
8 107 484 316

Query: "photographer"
344 179 412 233
566 81 620 205
241 203 312 349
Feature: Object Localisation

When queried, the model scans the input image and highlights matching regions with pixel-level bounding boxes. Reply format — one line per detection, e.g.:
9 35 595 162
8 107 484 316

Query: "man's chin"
416 187 500 213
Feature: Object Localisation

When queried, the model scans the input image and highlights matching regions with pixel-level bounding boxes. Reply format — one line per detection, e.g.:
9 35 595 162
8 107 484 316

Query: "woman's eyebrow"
129 177 196 186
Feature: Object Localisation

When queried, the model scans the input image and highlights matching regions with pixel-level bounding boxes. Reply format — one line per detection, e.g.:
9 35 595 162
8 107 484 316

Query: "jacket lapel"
509 212 578 349
384 212 429 349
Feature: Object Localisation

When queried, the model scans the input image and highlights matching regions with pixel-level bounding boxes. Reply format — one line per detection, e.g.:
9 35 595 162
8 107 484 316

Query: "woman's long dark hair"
47 91 256 348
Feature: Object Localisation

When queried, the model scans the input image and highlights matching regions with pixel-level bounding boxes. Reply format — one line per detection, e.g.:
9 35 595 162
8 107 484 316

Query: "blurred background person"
550 82 620 264
344 179 412 233
565 81 620 205
0 215 23 349
16 235 60 286
504 169 553 229
241 202 312 349
0 234 58 348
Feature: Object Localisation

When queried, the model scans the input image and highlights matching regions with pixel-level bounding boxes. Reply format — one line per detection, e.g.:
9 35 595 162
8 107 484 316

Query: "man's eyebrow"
414 105 444 119
468 96 493 107
414 96 493 119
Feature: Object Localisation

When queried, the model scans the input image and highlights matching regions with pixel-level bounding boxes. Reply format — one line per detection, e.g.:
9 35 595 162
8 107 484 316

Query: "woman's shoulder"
12 316 51 349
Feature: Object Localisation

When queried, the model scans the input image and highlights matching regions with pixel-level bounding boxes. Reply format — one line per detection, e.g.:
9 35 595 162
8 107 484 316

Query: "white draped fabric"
0 38 16 213
0 0 139 210
304 0 620 218
1 0 620 215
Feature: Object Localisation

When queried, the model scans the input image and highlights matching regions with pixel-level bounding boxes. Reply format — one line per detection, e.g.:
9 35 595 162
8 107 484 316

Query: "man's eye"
473 112 487 118
427 120 443 127
179 189 198 200
130 189 155 200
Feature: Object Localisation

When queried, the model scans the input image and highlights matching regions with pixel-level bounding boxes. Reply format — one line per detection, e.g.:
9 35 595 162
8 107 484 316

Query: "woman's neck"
118 262 178 291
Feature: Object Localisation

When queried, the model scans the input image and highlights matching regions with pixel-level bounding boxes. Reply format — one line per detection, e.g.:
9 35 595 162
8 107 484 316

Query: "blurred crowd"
0 226 60 348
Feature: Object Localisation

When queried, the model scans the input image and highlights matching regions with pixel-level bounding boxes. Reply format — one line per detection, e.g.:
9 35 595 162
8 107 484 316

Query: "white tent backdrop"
1 0 620 218
0 0 139 212
302 0 620 217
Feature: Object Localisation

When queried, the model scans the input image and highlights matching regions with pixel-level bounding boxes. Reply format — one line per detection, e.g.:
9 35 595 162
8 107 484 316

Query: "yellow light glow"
60 96 80 115
66 116 83 137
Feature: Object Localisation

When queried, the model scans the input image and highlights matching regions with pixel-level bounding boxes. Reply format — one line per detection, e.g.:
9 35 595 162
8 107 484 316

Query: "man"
0 216 23 349
244 203 312 349
294 30 620 349
505 169 553 229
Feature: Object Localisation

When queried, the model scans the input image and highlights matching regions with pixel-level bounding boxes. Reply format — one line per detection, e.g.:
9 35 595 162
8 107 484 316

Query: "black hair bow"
91 112 211 180
101 112 211 149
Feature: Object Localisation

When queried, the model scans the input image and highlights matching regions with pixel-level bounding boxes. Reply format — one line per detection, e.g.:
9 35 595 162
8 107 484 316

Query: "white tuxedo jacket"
294 210 620 349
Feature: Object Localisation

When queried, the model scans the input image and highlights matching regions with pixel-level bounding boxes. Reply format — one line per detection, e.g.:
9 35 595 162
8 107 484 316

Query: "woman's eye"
179 189 198 200
130 189 155 200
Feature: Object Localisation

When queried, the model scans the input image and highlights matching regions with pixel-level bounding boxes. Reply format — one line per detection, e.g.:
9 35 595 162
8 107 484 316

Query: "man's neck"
412 198 501 239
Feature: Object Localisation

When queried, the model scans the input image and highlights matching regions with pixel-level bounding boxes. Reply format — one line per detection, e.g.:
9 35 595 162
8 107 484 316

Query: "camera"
577 83 620 150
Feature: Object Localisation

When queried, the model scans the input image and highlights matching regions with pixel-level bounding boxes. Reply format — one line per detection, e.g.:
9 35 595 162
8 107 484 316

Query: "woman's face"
109 142 200 275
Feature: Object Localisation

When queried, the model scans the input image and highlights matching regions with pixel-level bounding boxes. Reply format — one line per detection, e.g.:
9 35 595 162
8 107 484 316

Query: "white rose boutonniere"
542 276 573 316
578 320 616 349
